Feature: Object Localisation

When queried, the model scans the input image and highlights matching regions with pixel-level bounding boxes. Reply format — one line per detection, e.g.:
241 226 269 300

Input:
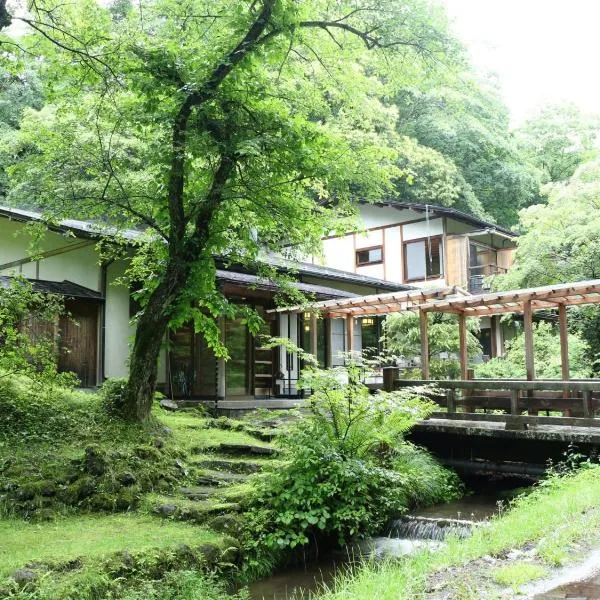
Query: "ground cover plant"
316 464 600 599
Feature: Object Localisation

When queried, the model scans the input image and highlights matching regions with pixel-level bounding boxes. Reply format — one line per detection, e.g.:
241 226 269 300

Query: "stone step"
218 442 277 456
194 458 264 474
244 427 279 442
178 486 219 501
197 471 249 486
154 500 241 523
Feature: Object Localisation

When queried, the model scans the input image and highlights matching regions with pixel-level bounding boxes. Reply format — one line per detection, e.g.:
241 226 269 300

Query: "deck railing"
392 378 600 425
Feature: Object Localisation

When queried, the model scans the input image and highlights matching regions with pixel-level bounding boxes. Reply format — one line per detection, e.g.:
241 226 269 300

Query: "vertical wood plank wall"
446 235 469 288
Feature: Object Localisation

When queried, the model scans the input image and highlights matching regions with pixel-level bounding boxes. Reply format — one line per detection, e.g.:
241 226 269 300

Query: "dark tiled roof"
366 200 517 237
0 276 103 300
0 205 141 240
216 270 358 300
258 255 411 292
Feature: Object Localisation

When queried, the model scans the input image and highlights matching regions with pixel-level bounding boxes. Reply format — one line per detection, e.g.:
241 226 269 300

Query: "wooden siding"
58 299 99 387
497 247 516 272
446 235 469 288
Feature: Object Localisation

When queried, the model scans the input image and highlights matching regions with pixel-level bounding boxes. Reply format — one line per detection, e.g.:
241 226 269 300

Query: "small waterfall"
386 515 476 541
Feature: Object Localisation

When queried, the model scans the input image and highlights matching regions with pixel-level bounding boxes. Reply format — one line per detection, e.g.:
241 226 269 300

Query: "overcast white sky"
441 0 600 126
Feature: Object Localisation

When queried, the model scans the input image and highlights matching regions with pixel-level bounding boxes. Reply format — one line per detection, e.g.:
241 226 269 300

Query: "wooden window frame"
355 245 384 267
403 235 444 283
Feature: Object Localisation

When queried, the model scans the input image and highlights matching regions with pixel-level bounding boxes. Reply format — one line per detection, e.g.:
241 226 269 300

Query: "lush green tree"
475 321 592 380
0 70 43 200
384 311 481 379
498 159 600 289
394 76 541 226
494 158 600 372
2 0 455 420
393 135 485 217
515 103 600 184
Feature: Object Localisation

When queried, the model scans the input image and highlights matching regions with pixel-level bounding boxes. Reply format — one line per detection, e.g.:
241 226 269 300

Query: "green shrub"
391 443 463 507
0 277 77 389
384 312 481 379
475 321 593 379
100 378 129 417
244 365 459 562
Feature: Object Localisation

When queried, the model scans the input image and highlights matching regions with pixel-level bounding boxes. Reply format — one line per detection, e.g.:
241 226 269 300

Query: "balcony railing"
468 264 507 293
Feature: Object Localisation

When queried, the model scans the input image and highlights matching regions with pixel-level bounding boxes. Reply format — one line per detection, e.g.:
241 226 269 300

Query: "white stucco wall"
322 235 355 272
402 218 443 241
0 218 101 289
383 226 402 283
104 261 132 379
359 204 423 228
355 228 383 249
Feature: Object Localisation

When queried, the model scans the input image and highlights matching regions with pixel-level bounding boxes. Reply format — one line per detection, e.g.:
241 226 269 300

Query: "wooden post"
446 388 456 414
458 313 469 381
310 313 318 359
420 309 429 380
346 316 354 355
523 299 535 415
510 389 519 415
523 300 535 381
558 303 569 381
583 390 593 418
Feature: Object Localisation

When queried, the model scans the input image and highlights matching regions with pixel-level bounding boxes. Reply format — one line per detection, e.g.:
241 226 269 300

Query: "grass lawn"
317 466 600 599
0 514 223 578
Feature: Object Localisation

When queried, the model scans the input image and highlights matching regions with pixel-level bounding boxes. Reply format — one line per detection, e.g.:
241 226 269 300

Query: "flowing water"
247 480 522 600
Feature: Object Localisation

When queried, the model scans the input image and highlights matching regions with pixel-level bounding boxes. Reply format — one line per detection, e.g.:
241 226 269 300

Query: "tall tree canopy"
394 75 541 226
515 102 600 184
2 0 456 420
498 159 600 289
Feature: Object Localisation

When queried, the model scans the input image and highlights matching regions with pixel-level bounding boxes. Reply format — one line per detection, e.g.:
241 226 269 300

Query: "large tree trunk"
123 261 187 421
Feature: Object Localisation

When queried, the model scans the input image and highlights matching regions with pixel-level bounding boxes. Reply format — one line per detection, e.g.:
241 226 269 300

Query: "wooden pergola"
272 279 600 386
416 279 600 381
269 286 467 357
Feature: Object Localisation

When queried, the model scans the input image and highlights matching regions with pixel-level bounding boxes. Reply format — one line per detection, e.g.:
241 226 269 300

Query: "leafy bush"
384 312 481 379
391 443 463 507
100 378 129 417
244 365 459 562
475 321 593 379
0 277 76 389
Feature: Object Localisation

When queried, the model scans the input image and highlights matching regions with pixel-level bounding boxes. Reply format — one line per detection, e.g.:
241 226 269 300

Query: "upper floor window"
403 236 443 281
356 246 383 266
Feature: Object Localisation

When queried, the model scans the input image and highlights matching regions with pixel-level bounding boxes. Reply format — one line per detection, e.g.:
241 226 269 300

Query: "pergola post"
458 313 469 380
558 303 570 381
523 299 535 381
346 316 355 355
310 312 318 359
420 309 430 379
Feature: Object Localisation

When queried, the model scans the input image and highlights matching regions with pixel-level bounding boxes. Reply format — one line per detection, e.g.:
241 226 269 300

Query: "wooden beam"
419 309 430 379
346 316 355 354
558 303 570 381
310 313 318 358
458 313 469 380
523 299 535 381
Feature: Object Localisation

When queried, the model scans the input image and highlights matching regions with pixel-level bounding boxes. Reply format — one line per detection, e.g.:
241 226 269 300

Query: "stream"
247 477 526 600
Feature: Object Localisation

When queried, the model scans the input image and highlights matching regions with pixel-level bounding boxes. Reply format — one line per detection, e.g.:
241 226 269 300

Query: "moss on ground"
0 381 280 598
0 514 227 578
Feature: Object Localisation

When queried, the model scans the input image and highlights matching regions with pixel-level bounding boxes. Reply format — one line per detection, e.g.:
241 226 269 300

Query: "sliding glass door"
225 318 250 397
